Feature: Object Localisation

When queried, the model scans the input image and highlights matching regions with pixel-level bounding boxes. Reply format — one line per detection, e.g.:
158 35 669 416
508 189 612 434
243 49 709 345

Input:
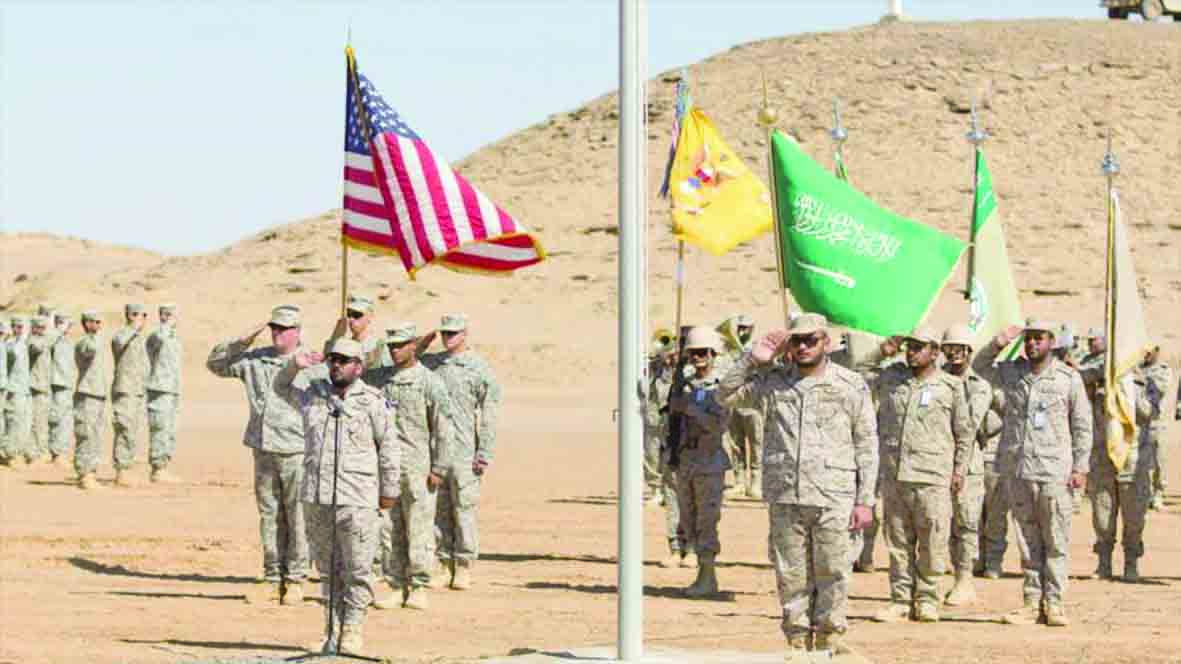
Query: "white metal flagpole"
617 0 646 660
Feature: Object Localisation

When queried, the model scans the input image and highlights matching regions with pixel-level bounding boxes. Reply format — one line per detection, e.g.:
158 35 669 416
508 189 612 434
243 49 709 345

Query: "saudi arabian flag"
966 148 1023 348
770 131 966 337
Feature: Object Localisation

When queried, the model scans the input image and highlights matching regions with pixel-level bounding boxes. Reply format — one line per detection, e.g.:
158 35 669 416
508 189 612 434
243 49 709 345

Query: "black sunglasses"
328 354 358 365
268 323 295 332
688 348 711 358
346 310 366 320
788 334 824 348
440 330 461 337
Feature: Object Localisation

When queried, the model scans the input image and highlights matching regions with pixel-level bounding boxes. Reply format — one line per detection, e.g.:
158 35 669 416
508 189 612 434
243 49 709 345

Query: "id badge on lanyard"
918 387 931 408
1032 400 1047 430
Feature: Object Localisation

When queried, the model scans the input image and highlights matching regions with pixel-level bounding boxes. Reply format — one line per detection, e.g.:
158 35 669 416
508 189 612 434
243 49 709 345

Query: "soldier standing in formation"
366 323 453 611
74 312 108 489
667 326 730 597
0 320 8 456
646 341 685 568
206 305 312 606
49 313 76 467
111 303 149 486
422 314 501 591
718 314 878 660
644 332 674 506
868 328 973 624
282 339 400 657
27 316 55 465
146 304 183 483
328 294 391 369
1141 345 1173 510
4 317 33 467
721 314 764 500
974 319 1091 627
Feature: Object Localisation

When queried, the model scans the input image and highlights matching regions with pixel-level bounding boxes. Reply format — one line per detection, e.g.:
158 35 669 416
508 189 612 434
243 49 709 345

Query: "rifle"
664 326 691 470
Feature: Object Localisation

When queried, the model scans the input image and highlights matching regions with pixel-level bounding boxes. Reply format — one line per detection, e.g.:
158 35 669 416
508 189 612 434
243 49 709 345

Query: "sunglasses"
688 348 711 358
440 330 461 337
328 354 358 365
268 324 295 332
346 310 366 320
387 340 413 350
788 333 824 348
941 344 969 354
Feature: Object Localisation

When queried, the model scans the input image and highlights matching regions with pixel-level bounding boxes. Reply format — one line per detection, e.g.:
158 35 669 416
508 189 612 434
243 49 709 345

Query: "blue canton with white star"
345 71 419 155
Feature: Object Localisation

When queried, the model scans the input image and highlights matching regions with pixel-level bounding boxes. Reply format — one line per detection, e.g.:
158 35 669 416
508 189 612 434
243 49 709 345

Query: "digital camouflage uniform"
873 362 973 612
422 347 501 570
364 360 452 590
4 327 33 463
978 388 1013 575
646 357 680 554
49 328 76 460
949 370 995 578
718 316 763 497
146 321 182 471
973 339 1091 613
673 368 730 559
276 355 400 629
27 325 56 461
0 323 8 449
718 350 878 645
1141 359 1173 502
110 320 148 470
207 331 311 584
73 328 108 476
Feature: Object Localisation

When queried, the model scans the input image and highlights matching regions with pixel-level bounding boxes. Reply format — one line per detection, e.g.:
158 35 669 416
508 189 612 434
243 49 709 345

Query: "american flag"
342 53 545 276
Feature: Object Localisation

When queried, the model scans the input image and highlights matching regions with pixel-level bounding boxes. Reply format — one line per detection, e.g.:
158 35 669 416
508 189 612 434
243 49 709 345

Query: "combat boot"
980 559 1001 580
1094 551 1113 580
748 469 763 500
684 554 718 598
1150 491 1164 511
150 467 182 484
371 578 402 610
428 560 452 589
282 581 305 606
403 587 429 610
451 562 473 590
815 630 851 655
113 469 140 488
1001 599 1041 625
1044 602 1069 627
680 550 698 569
723 484 745 500
944 569 977 606
659 543 682 569
78 473 105 490
873 602 910 623
337 623 364 655
782 633 809 664
1123 556 1140 583
243 579 281 604
51 454 68 468
7 457 27 470
915 602 940 623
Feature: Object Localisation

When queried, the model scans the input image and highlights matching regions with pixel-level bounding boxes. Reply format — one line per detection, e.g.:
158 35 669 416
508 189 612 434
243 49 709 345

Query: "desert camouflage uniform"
276 362 399 627
422 350 501 568
718 354 878 643
110 324 148 469
646 359 680 551
207 338 311 584
74 332 108 475
873 364 973 608
948 369 996 577
1141 360 1173 500
365 362 452 590
146 324 182 471
4 334 33 463
0 327 7 445
27 330 57 461
49 332 76 459
978 389 1013 573
973 345 1091 609
1075 351 1106 513
673 368 730 557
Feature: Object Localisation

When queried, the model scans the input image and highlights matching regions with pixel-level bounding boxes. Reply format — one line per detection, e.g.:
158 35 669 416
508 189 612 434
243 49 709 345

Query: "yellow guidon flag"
664 107 772 255
1103 189 1151 471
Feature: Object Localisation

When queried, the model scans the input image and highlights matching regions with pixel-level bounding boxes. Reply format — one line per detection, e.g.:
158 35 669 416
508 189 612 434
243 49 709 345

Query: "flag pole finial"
829 98 848 145
966 97 987 145
758 70 778 128
1102 130 1120 179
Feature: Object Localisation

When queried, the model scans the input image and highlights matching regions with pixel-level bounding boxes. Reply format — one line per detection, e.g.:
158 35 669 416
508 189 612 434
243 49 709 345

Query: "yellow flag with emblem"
666 108 772 255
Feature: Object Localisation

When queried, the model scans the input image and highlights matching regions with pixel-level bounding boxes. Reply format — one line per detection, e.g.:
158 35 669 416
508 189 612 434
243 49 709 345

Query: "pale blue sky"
2 1 1097 254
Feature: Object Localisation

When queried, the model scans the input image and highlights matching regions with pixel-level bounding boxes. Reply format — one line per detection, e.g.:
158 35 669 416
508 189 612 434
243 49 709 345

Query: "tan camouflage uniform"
4 321 33 463
27 321 56 461
49 320 76 461
110 306 148 471
973 336 1091 613
718 348 878 644
1141 359 1173 503
673 368 730 558
146 312 182 471
73 320 108 476
978 388 1012 575
646 357 680 554
0 321 8 448
949 369 995 578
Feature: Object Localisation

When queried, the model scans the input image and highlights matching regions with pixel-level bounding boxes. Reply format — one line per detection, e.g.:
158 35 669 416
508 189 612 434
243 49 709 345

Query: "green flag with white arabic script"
771 131 966 337
967 147 1023 348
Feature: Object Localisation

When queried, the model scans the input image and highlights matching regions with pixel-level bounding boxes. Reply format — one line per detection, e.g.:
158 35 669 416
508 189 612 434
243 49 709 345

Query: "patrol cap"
1087 327 1104 339
684 326 722 352
386 322 417 344
31 316 50 329
326 337 363 360
346 294 375 314
125 303 147 316
54 312 73 324
439 313 467 333
788 313 828 337
269 305 302 328
159 303 178 315
81 310 102 323
10 315 28 327
904 326 940 347
1053 331 1075 351
940 323 974 348
1024 317 1057 335
736 314 754 327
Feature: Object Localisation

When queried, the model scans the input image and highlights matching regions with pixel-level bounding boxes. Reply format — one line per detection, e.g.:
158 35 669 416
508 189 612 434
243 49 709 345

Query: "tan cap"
81 310 102 323
10 316 28 327
1024 317 1057 334
31 316 50 329
159 303 178 314
125 303 147 315
788 313 828 336
736 314 753 327
439 313 467 333
269 305 302 328
941 324 974 348
905 326 940 346
386 322 417 344
1087 327 1104 339
54 312 73 323
326 337 363 360
346 294 375 314
684 326 722 352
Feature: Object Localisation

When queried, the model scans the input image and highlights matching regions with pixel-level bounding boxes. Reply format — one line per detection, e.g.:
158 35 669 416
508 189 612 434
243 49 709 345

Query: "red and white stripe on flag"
342 132 544 277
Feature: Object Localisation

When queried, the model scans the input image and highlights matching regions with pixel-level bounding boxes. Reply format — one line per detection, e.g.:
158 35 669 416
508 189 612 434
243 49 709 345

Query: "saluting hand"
752 330 788 365
996 324 1023 349
294 350 324 369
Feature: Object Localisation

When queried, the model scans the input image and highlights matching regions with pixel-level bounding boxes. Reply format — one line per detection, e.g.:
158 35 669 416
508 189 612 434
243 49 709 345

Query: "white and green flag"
966 148 1023 348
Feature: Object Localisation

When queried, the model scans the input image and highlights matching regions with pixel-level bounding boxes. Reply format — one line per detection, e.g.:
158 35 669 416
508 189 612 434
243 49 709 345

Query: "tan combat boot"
403 586 429 610
747 469 763 500
150 467 182 484
723 483 745 500
51 454 68 468
1044 602 1069 627
944 569 977 606
782 633 809 664
337 623 364 655
873 602 910 623
78 473 105 490
282 580 305 606
684 554 719 598
428 560 452 589
113 469 140 488
981 558 1002 580
1001 599 1041 625
915 602 940 623
371 578 403 610
243 580 281 604
451 562 473 590
658 542 682 569
814 630 851 655
679 550 698 569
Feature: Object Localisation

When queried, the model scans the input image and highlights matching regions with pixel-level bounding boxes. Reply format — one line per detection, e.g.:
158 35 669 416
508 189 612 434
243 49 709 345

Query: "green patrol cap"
327 337 363 360
31 316 50 329
386 322 417 344
54 312 73 324
346 294 375 314
125 303 147 316
81 310 102 323
439 313 467 333
269 305 301 328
